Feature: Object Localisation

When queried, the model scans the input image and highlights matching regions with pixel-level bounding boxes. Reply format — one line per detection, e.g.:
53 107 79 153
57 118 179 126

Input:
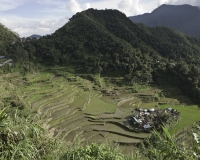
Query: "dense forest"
3 8 200 103
0 24 19 55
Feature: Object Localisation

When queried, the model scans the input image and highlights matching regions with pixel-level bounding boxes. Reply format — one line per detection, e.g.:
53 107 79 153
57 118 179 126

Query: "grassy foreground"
0 107 137 160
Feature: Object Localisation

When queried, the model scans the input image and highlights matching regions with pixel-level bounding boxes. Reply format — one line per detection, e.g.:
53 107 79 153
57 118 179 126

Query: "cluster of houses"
130 107 180 131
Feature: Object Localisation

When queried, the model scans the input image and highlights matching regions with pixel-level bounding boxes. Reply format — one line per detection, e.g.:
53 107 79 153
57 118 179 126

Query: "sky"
0 0 200 37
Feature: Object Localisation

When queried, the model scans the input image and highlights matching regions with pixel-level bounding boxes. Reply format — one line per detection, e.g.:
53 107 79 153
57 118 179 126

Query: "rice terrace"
1 66 200 147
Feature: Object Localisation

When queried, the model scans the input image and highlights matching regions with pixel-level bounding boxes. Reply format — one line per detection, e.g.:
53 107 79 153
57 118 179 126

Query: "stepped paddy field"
1 67 200 146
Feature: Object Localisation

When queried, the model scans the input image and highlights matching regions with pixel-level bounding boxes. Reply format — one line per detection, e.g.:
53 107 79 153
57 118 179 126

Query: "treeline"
4 9 200 103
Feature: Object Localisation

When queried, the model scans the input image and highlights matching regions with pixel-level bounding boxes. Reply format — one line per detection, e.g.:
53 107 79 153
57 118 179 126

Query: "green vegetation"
140 126 200 160
1 70 196 144
70 92 89 108
1 106 200 160
0 108 62 160
0 24 19 56
84 96 116 115
62 142 127 160
1 8 200 160
130 83 151 93
160 105 200 134
0 70 199 159
4 9 200 105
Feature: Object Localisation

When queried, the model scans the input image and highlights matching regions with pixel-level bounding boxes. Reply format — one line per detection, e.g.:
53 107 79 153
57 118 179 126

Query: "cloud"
66 0 91 15
158 0 170 6
36 0 66 7
0 16 68 37
0 0 27 11
83 3 91 10
118 0 146 16
66 0 82 14
158 0 200 6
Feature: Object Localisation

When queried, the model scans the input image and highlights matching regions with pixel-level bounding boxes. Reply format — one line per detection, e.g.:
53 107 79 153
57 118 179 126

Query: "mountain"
10 8 200 73
9 9 200 69
49 8 200 67
7 9 200 103
129 4 200 38
28 34 42 39
0 24 19 55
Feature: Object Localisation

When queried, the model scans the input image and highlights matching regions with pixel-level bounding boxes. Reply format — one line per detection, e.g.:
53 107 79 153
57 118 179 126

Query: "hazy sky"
0 0 200 37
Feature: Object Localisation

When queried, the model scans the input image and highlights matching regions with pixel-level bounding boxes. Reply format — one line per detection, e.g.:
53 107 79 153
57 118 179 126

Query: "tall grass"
61 140 140 160
0 108 63 160
140 126 200 160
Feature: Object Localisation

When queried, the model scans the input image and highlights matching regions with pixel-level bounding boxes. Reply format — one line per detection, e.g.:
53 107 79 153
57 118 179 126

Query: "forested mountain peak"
152 4 200 15
129 4 200 38
10 8 200 70
52 8 200 62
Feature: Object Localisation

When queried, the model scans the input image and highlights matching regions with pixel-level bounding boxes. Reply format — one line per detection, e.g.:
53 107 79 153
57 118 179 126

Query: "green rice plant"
159 105 200 134
84 96 116 115
88 116 96 119
132 104 136 107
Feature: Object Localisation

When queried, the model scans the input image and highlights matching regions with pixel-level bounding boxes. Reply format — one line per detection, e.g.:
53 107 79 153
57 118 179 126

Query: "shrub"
61 142 126 160
140 126 199 160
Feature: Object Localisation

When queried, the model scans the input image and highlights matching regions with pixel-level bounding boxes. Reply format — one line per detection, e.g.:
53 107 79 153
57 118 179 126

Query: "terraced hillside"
1 69 200 145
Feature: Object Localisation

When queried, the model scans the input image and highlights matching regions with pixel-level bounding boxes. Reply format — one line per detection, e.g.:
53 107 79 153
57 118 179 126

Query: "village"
130 107 180 131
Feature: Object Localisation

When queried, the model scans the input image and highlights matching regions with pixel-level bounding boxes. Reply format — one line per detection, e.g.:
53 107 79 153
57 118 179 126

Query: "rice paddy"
1 68 200 146
160 105 200 134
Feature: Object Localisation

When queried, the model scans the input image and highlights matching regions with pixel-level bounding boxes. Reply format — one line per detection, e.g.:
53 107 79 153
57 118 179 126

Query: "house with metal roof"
143 124 151 130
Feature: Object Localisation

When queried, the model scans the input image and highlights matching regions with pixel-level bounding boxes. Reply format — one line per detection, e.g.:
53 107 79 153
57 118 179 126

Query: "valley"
1 67 200 147
1 7 200 159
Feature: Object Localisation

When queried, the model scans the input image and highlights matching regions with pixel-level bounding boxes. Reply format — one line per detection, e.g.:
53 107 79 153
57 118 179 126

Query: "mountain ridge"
129 4 200 38
28 34 42 39
8 8 200 70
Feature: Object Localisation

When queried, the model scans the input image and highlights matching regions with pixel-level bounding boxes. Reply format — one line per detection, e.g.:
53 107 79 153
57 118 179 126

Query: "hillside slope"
0 24 19 55
129 4 200 38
